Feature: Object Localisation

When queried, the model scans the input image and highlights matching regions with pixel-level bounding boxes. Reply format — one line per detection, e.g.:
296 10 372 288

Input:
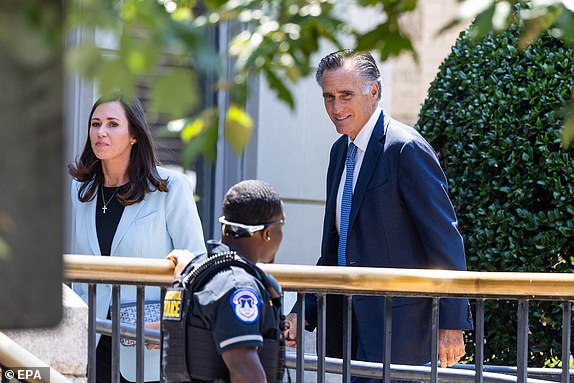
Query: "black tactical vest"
161 242 285 383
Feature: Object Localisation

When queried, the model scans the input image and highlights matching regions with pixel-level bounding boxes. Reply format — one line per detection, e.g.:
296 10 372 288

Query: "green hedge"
416 26 574 366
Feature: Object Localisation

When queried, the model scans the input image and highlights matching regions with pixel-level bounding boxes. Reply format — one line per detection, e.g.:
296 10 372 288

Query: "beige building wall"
390 0 468 126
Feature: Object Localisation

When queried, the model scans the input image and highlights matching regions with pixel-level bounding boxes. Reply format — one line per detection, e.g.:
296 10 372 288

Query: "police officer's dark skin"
168 211 284 383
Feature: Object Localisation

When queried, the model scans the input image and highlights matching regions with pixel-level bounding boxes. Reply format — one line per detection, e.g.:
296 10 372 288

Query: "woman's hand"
166 249 194 276
144 321 161 350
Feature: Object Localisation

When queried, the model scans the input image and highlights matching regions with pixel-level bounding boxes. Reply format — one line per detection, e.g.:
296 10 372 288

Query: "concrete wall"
255 73 337 267
390 0 467 126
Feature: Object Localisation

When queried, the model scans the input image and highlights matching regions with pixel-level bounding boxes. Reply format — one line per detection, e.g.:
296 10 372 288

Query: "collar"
348 107 382 151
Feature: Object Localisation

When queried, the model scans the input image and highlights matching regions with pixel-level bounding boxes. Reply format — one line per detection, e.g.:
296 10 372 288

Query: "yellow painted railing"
64 254 574 299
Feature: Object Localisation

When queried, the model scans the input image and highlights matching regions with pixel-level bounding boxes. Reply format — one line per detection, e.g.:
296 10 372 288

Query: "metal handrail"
64 254 574 299
283 352 560 383
95 319 161 345
64 254 574 383
96 317 572 383
0 332 71 383
91 323 572 383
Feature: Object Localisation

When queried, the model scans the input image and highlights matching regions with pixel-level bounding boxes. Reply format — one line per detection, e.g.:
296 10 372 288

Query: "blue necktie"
338 142 357 266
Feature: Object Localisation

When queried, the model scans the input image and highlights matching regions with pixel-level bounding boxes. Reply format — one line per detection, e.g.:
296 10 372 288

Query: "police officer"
163 180 285 383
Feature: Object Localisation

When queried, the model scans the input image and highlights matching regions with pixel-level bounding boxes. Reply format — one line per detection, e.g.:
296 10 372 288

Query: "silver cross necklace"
101 187 119 214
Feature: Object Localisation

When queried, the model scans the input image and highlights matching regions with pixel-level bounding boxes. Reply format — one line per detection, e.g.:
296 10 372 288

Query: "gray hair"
315 50 382 101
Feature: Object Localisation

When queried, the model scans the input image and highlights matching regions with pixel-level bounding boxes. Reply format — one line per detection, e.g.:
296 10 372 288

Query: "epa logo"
3 368 49 382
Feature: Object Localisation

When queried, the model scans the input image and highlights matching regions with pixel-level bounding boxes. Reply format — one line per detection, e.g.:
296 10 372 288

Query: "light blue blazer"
72 166 207 382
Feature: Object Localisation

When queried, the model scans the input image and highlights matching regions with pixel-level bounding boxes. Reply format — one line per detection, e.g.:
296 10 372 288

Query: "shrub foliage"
416 27 574 366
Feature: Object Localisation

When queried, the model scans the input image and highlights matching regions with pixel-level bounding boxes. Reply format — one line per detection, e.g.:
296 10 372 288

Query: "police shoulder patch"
229 288 260 323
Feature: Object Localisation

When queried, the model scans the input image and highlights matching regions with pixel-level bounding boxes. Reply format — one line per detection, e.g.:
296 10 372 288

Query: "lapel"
325 136 347 232
82 195 102 256
111 199 145 255
348 111 387 229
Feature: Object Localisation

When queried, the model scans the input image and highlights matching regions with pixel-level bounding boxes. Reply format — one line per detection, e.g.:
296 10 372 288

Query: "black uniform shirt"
188 264 271 353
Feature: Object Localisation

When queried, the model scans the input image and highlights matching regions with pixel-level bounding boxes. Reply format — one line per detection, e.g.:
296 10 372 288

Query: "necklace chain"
101 187 119 214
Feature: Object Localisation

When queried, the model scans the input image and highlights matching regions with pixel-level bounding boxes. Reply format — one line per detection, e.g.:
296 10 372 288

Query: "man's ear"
370 82 379 100
262 228 271 242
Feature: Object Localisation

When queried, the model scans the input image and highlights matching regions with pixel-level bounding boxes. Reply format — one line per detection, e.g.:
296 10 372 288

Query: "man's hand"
284 313 298 347
438 329 465 367
166 249 194 276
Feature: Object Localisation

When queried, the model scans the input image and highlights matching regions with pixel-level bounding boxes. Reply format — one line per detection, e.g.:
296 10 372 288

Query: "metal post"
88 284 96 383
317 294 326 383
475 299 485 383
342 295 352 383
296 293 306 383
561 301 571 383
431 298 440 383
136 286 145 383
517 299 529 383
112 285 121 383
383 296 392 383
160 287 166 383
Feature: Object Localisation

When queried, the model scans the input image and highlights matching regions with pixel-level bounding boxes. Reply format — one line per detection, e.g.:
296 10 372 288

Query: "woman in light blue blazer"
69 95 206 383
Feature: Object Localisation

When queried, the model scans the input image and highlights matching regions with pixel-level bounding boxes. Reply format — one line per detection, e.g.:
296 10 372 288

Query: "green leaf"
120 35 160 74
181 118 205 143
357 0 417 13
263 68 295 109
150 68 198 118
96 59 135 99
519 9 561 49
554 10 574 45
65 43 102 77
356 22 416 61
225 105 254 154
438 17 465 36
0 236 10 260
203 0 228 9
180 109 219 166
467 3 497 40
562 111 574 148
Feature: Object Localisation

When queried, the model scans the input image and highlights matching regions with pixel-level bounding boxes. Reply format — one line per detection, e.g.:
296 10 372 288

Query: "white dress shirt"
336 107 382 233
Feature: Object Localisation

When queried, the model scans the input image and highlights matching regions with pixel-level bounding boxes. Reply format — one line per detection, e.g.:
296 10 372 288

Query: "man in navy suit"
284 50 473 382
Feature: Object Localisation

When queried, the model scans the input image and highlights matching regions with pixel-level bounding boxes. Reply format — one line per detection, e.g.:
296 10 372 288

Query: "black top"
96 186 125 256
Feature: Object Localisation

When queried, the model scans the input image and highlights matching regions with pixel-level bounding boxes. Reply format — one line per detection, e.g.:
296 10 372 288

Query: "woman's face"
89 101 136 164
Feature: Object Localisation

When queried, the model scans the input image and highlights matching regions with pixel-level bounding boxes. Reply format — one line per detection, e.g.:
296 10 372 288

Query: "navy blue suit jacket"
304 112 473 364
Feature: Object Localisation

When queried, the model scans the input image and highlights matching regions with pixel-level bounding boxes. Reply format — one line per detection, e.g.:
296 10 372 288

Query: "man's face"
321 65 379 140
